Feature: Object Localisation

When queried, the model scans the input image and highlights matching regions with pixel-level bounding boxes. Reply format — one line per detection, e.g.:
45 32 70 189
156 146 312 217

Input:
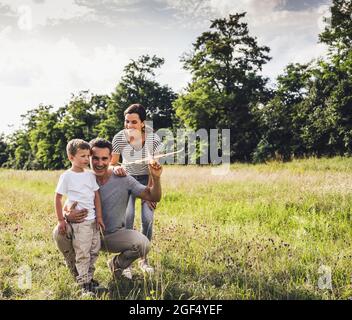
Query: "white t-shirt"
55 170 99 221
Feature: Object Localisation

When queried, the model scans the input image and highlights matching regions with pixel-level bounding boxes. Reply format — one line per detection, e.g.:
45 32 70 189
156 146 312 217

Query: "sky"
0 0 332 135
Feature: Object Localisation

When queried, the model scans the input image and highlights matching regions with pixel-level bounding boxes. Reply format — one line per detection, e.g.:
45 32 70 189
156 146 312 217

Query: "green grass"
0 157 352 300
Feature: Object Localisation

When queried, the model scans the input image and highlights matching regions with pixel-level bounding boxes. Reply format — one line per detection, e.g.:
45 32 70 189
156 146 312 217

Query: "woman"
111 103 163 278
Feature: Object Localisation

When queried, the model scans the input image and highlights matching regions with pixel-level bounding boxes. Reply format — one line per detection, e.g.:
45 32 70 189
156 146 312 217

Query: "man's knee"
136 233 151 257
52 224 74 253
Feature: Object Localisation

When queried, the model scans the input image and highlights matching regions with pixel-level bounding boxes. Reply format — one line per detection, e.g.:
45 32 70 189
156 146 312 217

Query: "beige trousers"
53 224 150 279
70 219 100 284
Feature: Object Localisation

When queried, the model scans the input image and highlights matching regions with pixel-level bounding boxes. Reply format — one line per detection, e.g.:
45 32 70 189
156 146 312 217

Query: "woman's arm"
110 153 120 166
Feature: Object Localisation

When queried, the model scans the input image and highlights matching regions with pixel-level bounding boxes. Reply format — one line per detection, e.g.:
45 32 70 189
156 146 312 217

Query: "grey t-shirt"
99 174 146 234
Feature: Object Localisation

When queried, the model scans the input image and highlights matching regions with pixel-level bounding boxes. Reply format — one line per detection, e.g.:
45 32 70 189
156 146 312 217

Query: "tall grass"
0 157 351 299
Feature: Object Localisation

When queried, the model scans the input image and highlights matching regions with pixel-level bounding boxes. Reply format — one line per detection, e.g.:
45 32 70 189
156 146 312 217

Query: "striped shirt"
112 128 164 176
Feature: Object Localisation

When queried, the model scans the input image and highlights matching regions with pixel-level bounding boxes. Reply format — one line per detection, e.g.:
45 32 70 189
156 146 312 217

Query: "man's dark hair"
89 138 113 154
124 103 147 122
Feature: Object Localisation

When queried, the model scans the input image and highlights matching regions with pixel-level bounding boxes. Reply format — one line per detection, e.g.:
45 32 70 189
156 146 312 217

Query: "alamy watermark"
17 264 32 290
318 265 332 290
17 5 32 31
120 121 231 175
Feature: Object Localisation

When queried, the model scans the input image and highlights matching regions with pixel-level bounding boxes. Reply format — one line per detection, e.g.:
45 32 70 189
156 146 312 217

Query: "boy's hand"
58 220 67 235
97 218 105 232
112 165 127 177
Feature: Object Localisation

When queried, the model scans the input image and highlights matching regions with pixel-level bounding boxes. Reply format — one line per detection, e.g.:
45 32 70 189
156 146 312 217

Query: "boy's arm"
55 193 67 234
55 193 64 221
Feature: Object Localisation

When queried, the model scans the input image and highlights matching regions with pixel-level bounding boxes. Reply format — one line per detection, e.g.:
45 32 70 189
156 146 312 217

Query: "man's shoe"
122 266 133 280
90 279 100 288
138 260 154 275
80 282 95 297
90 279 108 295
108 256 123 280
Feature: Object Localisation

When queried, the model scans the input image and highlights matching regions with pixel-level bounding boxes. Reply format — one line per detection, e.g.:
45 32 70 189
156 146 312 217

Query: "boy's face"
69 148 90 169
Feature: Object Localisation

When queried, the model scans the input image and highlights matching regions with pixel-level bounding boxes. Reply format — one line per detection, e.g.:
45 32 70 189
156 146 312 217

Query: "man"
52 138 162 289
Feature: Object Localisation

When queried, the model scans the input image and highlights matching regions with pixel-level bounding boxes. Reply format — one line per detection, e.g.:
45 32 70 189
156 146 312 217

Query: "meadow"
0 157 351 300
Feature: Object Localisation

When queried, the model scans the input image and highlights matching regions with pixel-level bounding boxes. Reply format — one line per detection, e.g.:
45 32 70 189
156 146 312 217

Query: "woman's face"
124 113 144 132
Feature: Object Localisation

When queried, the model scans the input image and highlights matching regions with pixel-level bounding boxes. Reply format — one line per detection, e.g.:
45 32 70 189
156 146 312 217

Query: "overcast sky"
0 0 332 135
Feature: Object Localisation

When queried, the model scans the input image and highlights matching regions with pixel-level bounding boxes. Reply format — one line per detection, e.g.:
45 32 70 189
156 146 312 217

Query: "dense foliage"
1 1 351 168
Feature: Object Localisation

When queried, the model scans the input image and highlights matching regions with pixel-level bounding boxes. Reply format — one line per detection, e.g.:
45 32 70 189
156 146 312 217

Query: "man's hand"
148 160 162 178
64 201 88 223
58 220 67 235
112 165 127 177
144 200 157 210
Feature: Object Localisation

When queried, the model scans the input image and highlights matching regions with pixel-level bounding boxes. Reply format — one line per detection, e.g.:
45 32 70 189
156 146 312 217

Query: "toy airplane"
120 148 184 165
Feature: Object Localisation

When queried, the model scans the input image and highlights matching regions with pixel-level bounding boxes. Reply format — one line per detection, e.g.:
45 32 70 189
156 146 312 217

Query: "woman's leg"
125 193 136 230
141 200 154 241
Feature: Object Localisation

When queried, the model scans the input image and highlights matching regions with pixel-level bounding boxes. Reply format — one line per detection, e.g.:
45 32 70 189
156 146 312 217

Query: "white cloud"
157 0 330 82
317 4 331 31
0 27 130 134
1 0 94 30
0 0 333 134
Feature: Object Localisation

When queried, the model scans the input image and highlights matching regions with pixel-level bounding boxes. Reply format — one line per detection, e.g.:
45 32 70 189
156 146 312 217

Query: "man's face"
90 147 112 176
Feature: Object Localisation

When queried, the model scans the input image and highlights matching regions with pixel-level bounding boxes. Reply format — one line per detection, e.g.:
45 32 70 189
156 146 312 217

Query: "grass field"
0 157 351 300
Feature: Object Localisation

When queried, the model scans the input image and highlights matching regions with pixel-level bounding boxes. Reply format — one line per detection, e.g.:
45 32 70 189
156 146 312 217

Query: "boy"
54 139 105 295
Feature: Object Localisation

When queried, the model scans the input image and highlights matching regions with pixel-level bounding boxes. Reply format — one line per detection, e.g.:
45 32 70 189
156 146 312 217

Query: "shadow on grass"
103 267 322 300
106 273 195 300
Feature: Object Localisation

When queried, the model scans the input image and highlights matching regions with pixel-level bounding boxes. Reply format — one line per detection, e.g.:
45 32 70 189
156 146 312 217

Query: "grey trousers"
53 223 151 278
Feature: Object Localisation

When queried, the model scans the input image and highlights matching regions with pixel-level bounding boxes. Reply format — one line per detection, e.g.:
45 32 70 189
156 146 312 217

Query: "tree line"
0 0 351 169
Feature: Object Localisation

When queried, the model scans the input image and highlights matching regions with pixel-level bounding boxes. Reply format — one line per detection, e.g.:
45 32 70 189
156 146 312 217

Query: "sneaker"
122 266 133 280
90 279 108 295
80 282 95 297
90 279 100 288
138 260 154 275
108 256 123 280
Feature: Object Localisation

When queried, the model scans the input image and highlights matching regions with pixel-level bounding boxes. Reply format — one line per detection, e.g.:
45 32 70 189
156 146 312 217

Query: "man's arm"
138 161 162 202
64 201 88 223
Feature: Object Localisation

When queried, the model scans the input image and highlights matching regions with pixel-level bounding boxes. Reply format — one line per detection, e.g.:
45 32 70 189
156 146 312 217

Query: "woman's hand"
112 165 127 177
144 200 157 210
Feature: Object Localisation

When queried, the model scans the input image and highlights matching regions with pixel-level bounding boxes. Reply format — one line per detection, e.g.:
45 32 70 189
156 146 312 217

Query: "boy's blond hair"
66 139 90 157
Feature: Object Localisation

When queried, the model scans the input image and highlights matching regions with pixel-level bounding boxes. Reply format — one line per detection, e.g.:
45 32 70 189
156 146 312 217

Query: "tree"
174 13 271 161
298 0 352 157
4 129 32 169
110 55 177 132
253 63 313 161
319 0 352 53
0 134 8 166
